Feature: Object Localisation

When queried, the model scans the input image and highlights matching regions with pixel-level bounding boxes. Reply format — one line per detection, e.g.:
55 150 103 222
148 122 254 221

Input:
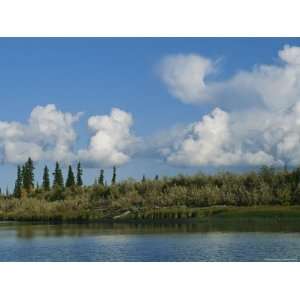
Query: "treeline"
12 158 83 198
4 158 118 201
88 165 300 208
2 157 300 208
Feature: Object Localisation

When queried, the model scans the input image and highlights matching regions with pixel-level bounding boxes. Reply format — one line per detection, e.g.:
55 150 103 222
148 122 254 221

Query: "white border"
0 0 299 36
0 0 299 299
0 262 299 300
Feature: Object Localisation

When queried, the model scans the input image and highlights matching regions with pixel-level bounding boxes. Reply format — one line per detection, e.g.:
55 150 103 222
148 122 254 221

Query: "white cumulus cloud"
161 108 278 167
78 108 139 167
0 104 81 164
156 45 300 168
0 104 140 168
157 101 300 168
159 54 215 104
159 45 300 112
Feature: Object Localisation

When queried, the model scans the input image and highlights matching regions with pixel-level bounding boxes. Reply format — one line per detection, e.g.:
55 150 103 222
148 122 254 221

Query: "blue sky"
1 37 300 190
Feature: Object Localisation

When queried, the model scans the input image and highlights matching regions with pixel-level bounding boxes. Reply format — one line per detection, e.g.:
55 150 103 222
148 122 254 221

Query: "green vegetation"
42 166 50 191
98 169 104 186
2 159 300 223
53 162 64 189
111 166 116 185
66 165 76 188
76 162 83 187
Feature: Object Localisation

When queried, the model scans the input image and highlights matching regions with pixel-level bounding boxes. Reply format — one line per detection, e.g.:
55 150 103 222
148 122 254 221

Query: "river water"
0 220 300 261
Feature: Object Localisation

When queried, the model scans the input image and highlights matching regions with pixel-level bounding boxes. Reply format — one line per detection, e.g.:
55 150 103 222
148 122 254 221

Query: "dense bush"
1 166 300 222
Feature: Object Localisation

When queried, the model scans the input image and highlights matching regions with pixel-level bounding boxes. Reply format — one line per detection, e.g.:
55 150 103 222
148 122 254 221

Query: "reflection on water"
6 218 300 239
0 219 300 261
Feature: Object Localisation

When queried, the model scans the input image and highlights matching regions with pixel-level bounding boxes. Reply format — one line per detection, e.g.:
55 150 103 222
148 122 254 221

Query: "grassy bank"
1 197 300 223
124 205 300 222
3 164 300 223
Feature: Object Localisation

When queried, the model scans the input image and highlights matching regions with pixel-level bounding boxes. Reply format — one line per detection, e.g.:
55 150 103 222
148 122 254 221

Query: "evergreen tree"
42 166 50 191
155 175 159 181
111 166 116 185
53 162 64 188
98 169 104 185
22 157 35 192
76 162 83 186
66 165 76 188
13 166 22 198
142 175 146 183
21 165 26 183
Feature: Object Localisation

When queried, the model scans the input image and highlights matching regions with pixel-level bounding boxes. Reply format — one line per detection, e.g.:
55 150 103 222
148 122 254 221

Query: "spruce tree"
21 165 26 184
66 165 75 188
42 165 50 191
13 166 22 198
53 162 64 189
98 169 104 185
76 162 83 186
22 157 35 192
111 166 116 185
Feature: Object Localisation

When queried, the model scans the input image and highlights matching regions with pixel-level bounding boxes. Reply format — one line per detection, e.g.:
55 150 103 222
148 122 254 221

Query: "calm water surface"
1 220 300 261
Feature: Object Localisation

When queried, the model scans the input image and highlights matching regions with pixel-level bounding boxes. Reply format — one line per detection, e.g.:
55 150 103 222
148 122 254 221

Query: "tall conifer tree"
42 165 50 191
98 169 104 185
111 166 116 185
22 157 34 192
13 166 22 198
66 165 75 188
76 162 83 186
53 162 64 188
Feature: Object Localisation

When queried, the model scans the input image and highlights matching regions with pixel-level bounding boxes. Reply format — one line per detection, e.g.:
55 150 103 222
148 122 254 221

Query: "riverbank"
1 202 300 224
118 205 300 222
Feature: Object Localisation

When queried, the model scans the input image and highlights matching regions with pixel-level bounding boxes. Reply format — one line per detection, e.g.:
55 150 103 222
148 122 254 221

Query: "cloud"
78 108 139 167
278 44 300 65
159 45 300 112
0 104 81 164
158 54 215 104
155 45 300 168
0 104 139 168
159 108 278 167
3 44 300 171
157 101 300 168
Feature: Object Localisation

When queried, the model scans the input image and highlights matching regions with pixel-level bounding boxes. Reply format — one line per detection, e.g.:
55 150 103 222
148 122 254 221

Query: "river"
0 220 300 261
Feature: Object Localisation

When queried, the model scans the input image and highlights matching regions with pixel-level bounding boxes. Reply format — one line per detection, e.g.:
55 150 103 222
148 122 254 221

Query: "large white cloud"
156 45 300 168
78 108 138 167
0 104 81 164
0 104 139 168
156 100 300 168
159 54 215 104
159 45 300 112
159 108 278 167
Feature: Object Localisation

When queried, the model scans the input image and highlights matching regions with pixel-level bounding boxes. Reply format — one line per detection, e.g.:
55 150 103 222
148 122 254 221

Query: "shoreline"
1 205 300 225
